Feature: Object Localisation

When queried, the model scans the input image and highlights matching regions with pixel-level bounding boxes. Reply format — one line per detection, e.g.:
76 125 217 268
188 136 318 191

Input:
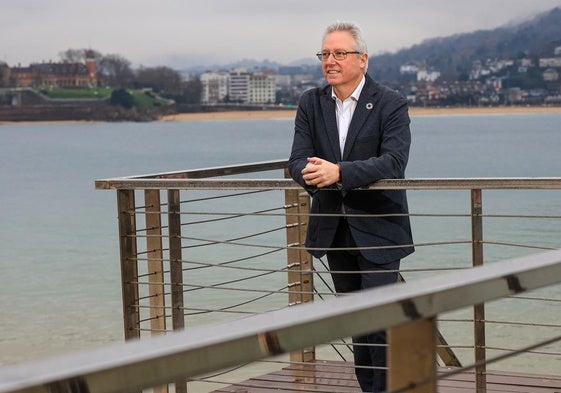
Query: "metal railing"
3 160 560 393
1 250 560 393
95 159 561 392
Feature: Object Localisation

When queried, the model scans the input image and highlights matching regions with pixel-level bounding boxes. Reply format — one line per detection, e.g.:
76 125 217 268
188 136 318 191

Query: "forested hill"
371 7 561 82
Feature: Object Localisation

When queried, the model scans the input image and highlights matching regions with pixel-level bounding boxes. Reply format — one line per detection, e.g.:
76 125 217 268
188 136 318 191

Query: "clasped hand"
302 157 341 188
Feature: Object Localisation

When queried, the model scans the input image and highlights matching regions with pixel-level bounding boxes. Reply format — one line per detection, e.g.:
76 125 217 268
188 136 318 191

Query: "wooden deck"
212 361 561 392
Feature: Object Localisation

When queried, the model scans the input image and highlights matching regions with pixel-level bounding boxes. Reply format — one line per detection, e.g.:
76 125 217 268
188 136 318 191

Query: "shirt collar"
331 75 366 102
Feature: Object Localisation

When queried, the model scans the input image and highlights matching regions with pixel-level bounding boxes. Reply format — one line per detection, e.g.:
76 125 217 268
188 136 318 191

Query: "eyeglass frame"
316 50 362 61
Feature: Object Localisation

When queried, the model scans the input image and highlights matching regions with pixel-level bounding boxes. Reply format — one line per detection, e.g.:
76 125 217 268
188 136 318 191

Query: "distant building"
539 58 561 68
84 50 97 83
200 69 277 104
417 69 440 82
200 71 229 103
543 68 559 82
247 72 276 104
275 74 292 88
229 70 250 103
518 58 534 67
400 64 420 75
8 50 97 88
486 76 503 91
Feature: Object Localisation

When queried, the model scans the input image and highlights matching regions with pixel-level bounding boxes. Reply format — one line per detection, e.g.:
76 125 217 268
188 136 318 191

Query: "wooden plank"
228 378 359 392
212 362 359 392
212 362 561 393
117 190 139 340
284 362 355 374
268 364 357 385
214 365 360 392
439 369 561 392
485 371 561 390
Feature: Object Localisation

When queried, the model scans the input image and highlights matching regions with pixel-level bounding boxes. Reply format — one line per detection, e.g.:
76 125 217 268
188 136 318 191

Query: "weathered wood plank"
212 362 561 393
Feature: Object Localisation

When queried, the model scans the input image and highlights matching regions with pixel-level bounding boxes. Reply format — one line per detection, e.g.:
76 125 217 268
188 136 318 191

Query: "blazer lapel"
342 76 378 160
320 89 342 161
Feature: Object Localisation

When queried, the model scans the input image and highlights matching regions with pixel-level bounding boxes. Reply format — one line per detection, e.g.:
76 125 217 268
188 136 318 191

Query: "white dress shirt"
331 75 366 157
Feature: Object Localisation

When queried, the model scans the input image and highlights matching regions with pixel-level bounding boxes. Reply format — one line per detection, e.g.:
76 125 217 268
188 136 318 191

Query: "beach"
162 106 561 122
2 106 561 126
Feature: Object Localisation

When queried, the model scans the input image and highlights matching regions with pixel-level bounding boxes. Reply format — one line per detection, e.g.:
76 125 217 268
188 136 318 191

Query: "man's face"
321 31 367 92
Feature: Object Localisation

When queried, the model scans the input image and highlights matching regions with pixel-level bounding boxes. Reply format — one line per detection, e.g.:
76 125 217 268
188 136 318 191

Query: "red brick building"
8 50 97 88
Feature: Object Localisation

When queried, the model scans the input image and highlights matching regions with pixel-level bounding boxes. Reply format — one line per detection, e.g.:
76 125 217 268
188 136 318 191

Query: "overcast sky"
2 0 561 69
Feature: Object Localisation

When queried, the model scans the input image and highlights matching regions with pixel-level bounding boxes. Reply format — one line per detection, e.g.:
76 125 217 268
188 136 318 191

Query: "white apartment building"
248 72 276 104
539 58 561 68
417 69 441 82
200 72 229 103
229 70 251 103
200 70 277 104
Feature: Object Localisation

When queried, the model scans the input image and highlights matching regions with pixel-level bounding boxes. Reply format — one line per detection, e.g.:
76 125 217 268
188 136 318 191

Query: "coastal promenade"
2 105 561 125
159 106 561 122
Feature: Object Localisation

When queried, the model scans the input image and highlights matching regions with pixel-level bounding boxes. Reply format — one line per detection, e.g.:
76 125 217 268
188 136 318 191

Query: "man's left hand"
302 157 341 188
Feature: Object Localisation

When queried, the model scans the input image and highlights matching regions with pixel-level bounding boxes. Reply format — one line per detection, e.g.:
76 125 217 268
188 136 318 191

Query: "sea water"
1 113 560 370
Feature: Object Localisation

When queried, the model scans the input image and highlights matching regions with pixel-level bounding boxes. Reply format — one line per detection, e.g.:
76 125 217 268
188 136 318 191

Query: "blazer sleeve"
288 89 319 195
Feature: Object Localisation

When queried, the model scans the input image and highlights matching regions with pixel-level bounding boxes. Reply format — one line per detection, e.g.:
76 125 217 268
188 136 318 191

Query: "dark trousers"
326 219 400 393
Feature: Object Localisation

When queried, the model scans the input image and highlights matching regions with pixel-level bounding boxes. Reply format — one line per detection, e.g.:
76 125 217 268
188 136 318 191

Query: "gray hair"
323 21 369 73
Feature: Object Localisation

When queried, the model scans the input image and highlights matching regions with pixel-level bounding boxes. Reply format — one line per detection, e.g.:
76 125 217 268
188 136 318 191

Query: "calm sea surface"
1 113 561 369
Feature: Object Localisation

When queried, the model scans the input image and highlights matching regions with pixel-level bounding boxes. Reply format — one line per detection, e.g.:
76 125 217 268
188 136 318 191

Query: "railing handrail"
96 176 561 191
94 159 561 190
101 159 289 181
2 249 561 393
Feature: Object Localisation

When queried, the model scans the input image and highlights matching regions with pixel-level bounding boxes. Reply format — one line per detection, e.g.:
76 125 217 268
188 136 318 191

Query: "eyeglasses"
316 50 362 61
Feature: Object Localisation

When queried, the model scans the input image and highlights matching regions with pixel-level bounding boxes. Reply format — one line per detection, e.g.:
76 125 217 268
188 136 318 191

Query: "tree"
0 63 9 87
59 48 102 63
109 88 134 108
135 66 183 95
98 54 135 88
179 77 202 104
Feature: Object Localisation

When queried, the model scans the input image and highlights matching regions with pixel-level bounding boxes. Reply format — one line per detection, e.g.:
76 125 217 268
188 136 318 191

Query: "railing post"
145 190 167 335
388 317 437 392
167 189 187 393
145 190 169 393
471 189 487 393
167 189 185 330
284 169 315 364
117 190 140 341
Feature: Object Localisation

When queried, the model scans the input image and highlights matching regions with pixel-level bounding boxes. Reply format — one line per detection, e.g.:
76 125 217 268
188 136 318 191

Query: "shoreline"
1 106 560 126
161 106 561 122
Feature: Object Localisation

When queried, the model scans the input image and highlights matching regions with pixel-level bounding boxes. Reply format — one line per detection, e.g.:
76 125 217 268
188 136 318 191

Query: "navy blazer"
289 74 414 263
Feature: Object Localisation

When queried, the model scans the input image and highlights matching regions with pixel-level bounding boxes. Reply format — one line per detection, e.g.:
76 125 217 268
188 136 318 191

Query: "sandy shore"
161 106 561 122
2 106 560 126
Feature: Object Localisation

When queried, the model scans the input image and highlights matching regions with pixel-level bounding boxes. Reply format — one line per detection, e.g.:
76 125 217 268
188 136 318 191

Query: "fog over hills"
370 7 561 82
184 7 561 81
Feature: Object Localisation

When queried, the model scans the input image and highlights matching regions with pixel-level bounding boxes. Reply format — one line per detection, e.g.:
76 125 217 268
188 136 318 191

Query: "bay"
1 113 560 369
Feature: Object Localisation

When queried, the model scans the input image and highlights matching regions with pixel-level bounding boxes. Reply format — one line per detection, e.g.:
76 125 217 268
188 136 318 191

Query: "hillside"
370 7 561 82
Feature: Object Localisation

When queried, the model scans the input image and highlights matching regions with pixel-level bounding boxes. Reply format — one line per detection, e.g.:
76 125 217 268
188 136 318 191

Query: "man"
288 21 414 392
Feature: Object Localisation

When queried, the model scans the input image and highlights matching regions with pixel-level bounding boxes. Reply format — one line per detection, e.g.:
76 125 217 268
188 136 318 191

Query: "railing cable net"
131 187 559 383
90 168 561 392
